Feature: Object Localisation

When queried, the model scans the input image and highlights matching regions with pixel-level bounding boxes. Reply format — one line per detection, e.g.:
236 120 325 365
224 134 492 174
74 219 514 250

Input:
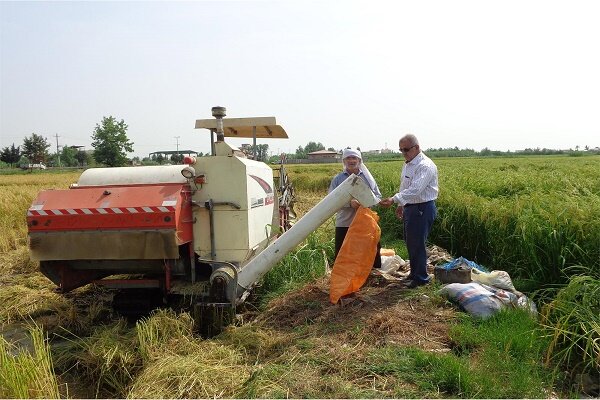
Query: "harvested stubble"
0 325 60 398
127 341 250 399
0 284 71 324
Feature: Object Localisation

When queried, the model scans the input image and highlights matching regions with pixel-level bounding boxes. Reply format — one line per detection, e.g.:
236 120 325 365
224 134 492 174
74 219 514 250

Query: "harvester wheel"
193 301 235 338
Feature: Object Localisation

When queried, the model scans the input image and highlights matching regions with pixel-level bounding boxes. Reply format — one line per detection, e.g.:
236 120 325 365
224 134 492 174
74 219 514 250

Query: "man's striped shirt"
392 152 438 206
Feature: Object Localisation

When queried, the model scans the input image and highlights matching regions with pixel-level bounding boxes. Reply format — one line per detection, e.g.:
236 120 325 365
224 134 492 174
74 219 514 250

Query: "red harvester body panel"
27 183 193 262
27 184 191 237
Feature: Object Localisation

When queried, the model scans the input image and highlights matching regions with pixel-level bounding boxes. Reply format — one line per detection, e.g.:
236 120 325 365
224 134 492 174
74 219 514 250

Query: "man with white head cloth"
328 148 383 268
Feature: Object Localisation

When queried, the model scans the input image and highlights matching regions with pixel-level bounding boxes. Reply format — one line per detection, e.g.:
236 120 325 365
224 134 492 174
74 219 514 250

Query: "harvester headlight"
181 166 196 180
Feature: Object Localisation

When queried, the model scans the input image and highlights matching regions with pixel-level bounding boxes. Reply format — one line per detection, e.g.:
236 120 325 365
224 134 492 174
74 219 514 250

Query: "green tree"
294 145 306 159
141 156 159 166
294 141 326 159
22 133 50 165
59 145 78 167
304 141 325 154
170 154 184 164
255 144 269 161
75 150 91 166
0 143 21 167
91 116 134 167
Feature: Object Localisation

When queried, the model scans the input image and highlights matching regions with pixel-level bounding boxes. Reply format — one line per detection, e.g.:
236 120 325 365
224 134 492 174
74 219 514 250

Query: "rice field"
1 156 599 397
286 155 600 290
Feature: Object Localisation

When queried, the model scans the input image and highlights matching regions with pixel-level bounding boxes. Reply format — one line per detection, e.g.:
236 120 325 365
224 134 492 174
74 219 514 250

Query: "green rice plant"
398 156 600 288
256 229 334 307
0 325 60 398
538 275 600 376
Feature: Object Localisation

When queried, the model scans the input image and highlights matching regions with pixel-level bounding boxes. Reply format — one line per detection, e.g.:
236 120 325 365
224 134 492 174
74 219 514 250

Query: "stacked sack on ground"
437 257 537 319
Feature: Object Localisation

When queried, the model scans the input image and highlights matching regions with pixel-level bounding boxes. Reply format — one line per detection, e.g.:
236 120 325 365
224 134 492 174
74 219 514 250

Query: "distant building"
363 150 381 155
363 148 393 156
307 150 339 163
148 150 199 158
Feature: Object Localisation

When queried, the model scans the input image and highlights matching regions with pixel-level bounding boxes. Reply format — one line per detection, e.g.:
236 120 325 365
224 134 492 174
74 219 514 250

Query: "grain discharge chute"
27 107 379 335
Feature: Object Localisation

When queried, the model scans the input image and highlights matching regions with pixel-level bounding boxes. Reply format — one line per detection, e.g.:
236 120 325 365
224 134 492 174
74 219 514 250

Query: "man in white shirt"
380 134 439 288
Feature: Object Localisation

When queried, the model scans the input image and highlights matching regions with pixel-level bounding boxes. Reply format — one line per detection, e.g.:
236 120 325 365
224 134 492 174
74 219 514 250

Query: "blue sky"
1 0 599 157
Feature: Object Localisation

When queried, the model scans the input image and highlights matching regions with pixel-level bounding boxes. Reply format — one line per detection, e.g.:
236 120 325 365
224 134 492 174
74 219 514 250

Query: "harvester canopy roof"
194 117 288 138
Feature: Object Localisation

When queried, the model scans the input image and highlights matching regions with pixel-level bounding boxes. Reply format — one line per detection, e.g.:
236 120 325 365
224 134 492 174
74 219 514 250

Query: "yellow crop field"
0 172 81 255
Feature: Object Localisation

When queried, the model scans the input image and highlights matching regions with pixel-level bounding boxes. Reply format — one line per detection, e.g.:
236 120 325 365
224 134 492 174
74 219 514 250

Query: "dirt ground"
251 245 457 353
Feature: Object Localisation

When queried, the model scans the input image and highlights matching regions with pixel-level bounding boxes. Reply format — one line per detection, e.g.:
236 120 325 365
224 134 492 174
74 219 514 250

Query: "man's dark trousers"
403 200 437 283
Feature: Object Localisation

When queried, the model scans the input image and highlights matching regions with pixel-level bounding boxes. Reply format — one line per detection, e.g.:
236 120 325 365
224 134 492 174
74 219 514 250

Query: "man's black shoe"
406 279 429 289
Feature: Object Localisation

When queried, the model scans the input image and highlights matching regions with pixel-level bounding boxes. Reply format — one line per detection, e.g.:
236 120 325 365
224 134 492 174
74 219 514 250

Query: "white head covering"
342 148 361 160
341 148 377 191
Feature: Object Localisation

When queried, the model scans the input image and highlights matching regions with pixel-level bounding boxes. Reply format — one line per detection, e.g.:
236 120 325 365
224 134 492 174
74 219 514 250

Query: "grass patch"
255 229 334 307
366 308 553 398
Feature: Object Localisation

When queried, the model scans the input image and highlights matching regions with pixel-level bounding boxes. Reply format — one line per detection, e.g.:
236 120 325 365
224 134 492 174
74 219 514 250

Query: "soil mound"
253 246 457 353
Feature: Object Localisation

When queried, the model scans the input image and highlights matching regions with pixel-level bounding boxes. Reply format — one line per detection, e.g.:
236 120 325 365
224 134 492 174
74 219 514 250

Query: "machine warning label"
250 197 265 208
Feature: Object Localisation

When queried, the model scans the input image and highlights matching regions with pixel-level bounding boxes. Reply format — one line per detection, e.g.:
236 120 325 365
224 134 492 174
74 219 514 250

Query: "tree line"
3 119 598 169
1 116 133 169
1 116 279 169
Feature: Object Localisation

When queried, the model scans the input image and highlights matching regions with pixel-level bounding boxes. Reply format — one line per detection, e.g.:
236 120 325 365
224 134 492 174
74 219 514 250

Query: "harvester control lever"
192 201 241 210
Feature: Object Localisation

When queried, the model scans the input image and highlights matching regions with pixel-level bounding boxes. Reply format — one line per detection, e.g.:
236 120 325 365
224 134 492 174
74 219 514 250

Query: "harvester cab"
27 107 380 336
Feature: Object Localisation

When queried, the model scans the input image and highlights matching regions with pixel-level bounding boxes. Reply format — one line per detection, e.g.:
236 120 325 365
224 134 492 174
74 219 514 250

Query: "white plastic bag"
380 255 405 273
471 269 519 294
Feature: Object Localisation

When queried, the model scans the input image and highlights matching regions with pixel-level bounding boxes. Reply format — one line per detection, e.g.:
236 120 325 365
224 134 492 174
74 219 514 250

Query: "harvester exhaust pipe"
210 174 380 304
212 106 226 142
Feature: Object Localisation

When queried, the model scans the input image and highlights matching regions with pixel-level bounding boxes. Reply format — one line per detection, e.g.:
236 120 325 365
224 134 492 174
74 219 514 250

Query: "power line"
174 136 180 160
54 133 61 167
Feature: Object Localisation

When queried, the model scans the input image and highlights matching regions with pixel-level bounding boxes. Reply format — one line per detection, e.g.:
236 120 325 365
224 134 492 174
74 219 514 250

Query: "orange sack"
380 248 396 257
330 207 381 304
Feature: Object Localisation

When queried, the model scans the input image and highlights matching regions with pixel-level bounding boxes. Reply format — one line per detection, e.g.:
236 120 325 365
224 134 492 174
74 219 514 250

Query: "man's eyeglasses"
399 145 417 153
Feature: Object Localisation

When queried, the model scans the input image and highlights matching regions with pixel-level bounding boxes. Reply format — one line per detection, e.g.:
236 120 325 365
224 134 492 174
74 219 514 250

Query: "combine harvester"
27 107 378 335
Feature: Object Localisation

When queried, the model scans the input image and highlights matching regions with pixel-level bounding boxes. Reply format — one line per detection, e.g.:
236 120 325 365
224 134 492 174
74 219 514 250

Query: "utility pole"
174 136 180 162
54 134 61 167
